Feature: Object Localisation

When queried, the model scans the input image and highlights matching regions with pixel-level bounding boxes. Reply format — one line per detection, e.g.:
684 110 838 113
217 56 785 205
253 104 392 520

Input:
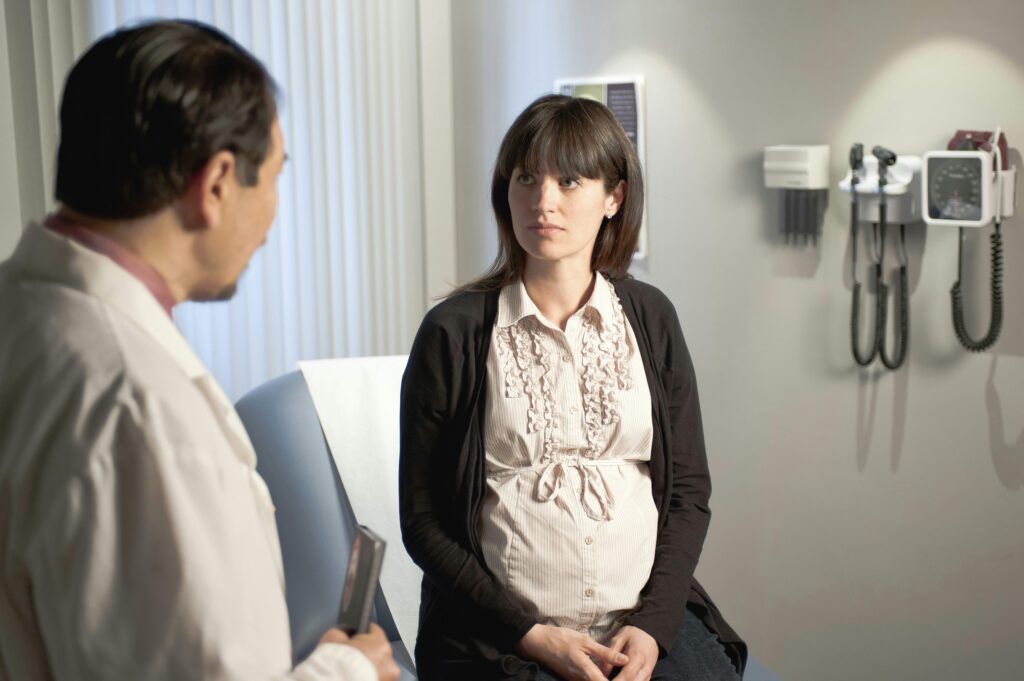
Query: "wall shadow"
855 364 912 472
985 356 1024 490
889 364 910 471
855 369 882 471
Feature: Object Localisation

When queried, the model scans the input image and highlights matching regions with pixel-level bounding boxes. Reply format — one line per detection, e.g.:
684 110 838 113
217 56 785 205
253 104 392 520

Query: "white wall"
0 0 23 257
1 0 61 257
418 0 459 303
450 2 1024 680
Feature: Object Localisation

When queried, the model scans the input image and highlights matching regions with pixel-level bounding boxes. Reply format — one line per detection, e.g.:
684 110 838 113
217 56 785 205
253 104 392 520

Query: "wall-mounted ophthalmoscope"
839 144 921 370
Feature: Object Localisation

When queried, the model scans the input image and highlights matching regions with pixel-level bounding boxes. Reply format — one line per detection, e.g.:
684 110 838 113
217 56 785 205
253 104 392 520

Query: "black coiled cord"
851 264 884 366
850 203 884 366
880 264 909 369
951 223 1003 352
880 224 909 370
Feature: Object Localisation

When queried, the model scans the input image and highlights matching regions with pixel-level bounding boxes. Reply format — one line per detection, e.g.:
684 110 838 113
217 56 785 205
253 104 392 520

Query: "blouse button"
584 536 594 545
562 354 571 362
584 588 594 598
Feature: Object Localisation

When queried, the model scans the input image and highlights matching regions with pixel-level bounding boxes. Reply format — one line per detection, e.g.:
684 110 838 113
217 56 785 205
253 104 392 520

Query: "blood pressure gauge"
922 150 993 227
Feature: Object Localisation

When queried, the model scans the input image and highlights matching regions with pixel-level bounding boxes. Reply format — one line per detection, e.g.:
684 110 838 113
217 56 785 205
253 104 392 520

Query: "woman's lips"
528 223 563 237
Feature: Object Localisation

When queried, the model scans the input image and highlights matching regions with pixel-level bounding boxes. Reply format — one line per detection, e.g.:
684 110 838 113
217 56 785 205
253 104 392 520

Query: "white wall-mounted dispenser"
764 145 830 245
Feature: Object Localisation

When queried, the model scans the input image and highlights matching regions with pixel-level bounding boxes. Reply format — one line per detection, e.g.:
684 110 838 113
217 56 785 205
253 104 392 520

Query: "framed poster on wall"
554 76 648 259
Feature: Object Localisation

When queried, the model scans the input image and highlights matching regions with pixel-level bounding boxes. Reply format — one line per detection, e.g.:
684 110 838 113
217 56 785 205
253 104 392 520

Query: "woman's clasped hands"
601 625 659 681
517 622 659 681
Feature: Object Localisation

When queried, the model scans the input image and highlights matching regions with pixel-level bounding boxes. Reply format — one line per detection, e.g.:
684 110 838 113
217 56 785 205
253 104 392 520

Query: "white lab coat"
0 224 376 681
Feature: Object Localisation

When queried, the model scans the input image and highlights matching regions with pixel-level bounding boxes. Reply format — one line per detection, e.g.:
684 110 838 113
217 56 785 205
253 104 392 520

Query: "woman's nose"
535 178 558 213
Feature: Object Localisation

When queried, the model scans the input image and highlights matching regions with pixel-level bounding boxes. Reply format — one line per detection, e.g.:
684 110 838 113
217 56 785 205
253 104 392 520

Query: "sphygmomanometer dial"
928 157 983 221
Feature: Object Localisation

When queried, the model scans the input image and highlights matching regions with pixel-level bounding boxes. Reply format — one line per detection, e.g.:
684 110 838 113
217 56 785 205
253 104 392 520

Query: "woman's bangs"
518 116 605 180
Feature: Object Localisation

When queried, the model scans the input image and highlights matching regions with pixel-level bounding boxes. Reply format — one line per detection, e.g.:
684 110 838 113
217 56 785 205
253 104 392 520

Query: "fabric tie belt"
488 455 644 522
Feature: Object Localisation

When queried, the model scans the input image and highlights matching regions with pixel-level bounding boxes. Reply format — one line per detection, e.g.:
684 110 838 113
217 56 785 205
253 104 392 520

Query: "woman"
399 94 745 681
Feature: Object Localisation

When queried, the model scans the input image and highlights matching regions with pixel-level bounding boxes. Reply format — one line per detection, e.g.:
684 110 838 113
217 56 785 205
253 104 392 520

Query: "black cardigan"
399 277 746 680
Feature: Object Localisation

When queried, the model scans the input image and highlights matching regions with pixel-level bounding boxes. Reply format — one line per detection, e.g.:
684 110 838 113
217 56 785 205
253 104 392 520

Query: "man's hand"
516 623 629 681
599 625 658 681
320 624 400 681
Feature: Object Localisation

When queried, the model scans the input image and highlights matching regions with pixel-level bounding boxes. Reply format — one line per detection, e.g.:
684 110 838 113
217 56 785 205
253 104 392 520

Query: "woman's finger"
618 657 652 681
598 634 628 677
573 652 612 681
584 638 629 669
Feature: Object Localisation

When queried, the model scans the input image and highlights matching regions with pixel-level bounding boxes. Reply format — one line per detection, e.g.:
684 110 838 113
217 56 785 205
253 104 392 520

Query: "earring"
606 211 615 219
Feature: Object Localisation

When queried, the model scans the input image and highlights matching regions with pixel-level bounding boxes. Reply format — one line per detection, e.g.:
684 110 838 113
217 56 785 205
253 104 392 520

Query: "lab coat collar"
8 222 209 382
44 213 176 317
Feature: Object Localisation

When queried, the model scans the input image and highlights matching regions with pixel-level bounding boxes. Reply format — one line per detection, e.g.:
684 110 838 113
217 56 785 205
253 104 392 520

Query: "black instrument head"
849 143 864 171
872 145 897 167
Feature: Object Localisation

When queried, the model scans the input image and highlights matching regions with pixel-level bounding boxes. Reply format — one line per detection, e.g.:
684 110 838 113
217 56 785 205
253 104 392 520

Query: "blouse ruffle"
494 278 634 465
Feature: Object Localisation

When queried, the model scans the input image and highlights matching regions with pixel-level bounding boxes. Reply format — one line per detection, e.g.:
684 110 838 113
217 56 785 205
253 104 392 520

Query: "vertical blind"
19 0 425 399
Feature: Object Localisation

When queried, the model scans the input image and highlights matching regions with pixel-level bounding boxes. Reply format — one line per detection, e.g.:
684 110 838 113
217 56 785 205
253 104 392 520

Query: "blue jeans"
534 610 739 681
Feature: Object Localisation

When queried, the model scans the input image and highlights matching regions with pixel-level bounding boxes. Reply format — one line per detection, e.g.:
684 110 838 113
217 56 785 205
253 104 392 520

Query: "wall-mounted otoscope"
839 144 921 370
846 143 882 366
872 145 909 370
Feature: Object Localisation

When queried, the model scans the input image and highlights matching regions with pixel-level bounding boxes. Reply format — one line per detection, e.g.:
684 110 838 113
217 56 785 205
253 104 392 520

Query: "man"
0 20 399 681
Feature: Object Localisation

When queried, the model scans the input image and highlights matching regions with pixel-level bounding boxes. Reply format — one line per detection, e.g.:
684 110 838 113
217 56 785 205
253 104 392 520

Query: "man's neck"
56 206 192 305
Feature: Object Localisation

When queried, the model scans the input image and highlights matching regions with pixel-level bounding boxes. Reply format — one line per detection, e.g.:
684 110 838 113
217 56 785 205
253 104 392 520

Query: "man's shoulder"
0 277 198 442
0 283 139 509
0 276 129 388
0 279 218 497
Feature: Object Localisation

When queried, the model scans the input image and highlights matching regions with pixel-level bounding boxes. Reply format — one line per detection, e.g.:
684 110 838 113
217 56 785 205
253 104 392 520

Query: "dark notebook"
337 525 387 634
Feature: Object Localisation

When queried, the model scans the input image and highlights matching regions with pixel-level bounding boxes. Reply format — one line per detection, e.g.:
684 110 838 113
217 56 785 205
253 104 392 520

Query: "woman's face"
507 165 623 273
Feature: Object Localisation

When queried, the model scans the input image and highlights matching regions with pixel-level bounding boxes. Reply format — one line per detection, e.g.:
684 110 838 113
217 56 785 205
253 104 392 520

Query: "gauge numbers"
927 156 983 221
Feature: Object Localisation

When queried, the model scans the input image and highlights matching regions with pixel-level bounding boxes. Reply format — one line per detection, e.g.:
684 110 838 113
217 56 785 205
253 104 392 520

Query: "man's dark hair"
55 19 278 219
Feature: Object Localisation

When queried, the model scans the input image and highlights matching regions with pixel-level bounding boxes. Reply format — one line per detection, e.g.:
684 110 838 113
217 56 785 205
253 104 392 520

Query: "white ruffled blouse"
479 273 658 643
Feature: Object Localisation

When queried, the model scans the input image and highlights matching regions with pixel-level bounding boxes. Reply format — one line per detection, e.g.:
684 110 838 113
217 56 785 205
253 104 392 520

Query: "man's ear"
180 151 237 233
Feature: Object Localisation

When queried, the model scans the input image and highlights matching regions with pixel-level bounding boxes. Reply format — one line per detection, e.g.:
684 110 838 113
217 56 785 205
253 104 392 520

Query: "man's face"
194 119 286 302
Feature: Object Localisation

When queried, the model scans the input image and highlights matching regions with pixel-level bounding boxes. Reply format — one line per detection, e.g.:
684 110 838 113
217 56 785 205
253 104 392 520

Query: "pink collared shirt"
44 213 176 317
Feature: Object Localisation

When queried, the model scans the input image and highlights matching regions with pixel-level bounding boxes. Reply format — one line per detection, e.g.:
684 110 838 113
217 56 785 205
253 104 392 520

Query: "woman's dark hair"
456 94 644 294
55 19 278 219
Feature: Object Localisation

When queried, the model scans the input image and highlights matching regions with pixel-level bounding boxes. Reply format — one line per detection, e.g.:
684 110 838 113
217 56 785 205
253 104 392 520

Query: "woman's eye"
516 173 534 185
560 177 580 189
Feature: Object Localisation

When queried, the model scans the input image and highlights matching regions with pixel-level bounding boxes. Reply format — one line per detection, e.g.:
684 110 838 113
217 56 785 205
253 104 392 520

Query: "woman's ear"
180 150 236 233
608 180 626 216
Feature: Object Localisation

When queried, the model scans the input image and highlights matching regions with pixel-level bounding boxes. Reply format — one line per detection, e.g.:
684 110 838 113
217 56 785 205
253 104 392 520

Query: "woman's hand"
599 625 658 681
516 623 629 681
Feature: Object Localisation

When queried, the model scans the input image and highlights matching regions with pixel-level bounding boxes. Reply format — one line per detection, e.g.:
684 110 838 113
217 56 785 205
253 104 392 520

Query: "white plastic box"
764 145 830 190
